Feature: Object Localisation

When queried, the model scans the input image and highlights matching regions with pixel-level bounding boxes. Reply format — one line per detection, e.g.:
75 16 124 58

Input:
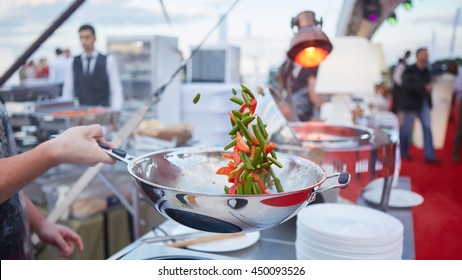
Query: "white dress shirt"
49 54 70 84
62 50 123 110
393 61 407 87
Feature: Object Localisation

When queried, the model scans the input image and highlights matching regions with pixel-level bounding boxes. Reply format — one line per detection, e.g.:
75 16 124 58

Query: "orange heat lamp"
287 11 333 68
293 46 330 68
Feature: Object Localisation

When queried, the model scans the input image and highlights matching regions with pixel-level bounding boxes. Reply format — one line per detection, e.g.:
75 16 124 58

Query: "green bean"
268 155 283 168
273 177 283 193
270 151 277 159
230 96 244 105
269 167 284 192
252 147 262 166
232 88 238 95
224 139 236 150
241 90 252 106
237 184 243 195
252 182 261 194
240 152 255 170
252 124 266 146
257 116 268 139
239 169 248 181
241 116 255 126
229 124 239 135
240 84 255 99
193 93 201 104
224 186 229 193
237 120 253 142
244 174 253 194
232 110 242 120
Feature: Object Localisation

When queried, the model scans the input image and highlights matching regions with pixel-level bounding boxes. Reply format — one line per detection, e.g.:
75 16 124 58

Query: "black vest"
73 54 110 107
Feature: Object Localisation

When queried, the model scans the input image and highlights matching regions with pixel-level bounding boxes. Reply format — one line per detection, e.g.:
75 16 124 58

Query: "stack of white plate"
295 203 404 260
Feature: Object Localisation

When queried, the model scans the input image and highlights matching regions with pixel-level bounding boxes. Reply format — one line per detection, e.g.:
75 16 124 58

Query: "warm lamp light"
287 11 333 68
294 47 329 68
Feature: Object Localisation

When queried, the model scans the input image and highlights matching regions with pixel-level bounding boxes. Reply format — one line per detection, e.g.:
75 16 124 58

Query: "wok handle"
315 172 350 194
97 141 135 165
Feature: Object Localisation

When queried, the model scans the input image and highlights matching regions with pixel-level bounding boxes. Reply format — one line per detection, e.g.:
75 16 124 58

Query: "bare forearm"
0 141 58 203
24 196 47 234
0 124 115 203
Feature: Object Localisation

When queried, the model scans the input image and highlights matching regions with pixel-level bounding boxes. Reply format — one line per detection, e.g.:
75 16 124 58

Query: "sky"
0 0 461 86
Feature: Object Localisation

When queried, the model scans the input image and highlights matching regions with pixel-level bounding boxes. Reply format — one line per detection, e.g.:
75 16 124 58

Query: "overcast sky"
0 0 461 86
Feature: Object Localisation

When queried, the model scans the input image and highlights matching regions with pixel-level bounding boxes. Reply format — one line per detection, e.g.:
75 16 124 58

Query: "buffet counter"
109 177 415 260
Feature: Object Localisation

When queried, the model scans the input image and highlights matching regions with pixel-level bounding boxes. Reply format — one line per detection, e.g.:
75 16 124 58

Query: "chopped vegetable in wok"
216 84 284 195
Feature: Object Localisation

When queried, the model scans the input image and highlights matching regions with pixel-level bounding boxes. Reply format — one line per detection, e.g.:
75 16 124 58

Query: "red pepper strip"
249 98 257 115
232 146 241 164
228 185 236 194
239 103 248 113
216 166 234 175
229 163 245 178
250 145 256 158
228 112 236 123
222 153 233 159
265 143 276 154
251 172 267 194
236 132 250 153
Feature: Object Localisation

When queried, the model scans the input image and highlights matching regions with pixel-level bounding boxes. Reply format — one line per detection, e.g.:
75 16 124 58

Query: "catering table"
109 177 415 260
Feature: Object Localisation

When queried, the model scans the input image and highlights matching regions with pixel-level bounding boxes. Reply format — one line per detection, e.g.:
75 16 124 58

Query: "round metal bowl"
103 146 350 233
289 122 373 149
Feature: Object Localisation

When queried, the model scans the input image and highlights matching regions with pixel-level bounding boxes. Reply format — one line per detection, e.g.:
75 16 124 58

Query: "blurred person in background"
49 48 70 94
62 24 123 110
391 50 411 114
35 57 49 79
399 47 441 164
275 58 323 121
0 97 115 259
23 60 37 80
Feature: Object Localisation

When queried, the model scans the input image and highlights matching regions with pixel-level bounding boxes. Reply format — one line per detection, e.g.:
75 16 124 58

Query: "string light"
403 0 413 11
387 12 398 25
363 0 382 22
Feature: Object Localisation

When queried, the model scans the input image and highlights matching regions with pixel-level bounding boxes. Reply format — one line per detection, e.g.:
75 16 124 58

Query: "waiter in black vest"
62 24 123 110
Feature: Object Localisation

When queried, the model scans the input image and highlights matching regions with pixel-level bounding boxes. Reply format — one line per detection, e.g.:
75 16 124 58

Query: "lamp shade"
287 11 333 68
315 36 380 97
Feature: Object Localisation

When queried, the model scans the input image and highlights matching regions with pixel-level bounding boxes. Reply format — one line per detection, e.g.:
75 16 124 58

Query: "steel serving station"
108 91 415 260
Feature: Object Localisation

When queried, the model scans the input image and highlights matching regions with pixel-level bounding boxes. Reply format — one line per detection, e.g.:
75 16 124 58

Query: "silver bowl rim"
126 146 327 197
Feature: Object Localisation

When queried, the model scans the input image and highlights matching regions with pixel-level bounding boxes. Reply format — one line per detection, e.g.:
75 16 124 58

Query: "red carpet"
400 110 462 259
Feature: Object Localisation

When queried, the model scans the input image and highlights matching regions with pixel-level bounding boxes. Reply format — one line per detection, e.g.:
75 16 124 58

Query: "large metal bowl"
103 146 350 233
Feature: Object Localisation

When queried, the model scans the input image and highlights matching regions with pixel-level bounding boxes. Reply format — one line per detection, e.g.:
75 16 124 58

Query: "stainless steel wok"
101 145 350 233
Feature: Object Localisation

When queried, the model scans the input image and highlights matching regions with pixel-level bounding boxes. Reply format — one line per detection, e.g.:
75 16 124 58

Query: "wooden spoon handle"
167 233 245 248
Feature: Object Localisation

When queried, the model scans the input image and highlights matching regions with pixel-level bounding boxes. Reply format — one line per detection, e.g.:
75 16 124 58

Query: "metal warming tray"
256 89 397 209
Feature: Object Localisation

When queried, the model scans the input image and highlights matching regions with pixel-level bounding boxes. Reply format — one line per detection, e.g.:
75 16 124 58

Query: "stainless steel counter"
109 177 415 260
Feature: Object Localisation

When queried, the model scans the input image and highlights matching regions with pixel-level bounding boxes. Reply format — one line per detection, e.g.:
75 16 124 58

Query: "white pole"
449 7 461 58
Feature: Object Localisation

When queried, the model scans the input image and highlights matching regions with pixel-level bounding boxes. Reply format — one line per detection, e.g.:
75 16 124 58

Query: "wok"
100 145 350 233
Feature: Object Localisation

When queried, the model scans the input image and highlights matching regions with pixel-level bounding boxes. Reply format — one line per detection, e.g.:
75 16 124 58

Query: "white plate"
170 225 260 252
362 188 424 208
297 203 403 242
363 178 397 192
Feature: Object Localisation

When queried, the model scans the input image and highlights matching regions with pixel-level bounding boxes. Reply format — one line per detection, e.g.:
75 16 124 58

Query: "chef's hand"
48 124 116 165
35 221 84 258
